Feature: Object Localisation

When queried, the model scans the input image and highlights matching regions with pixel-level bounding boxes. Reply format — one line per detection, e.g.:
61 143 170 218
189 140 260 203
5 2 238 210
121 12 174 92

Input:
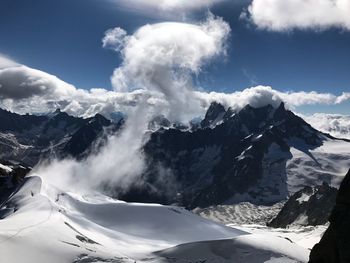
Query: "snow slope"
287 137 350 193
0 176 309 263
194 202 284 225
231 224 327 250
155 234 308 263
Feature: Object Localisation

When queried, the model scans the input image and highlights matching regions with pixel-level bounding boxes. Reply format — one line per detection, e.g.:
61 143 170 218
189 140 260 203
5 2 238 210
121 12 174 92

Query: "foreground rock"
269 182 337 228
0 161 31 212
309 169 350 263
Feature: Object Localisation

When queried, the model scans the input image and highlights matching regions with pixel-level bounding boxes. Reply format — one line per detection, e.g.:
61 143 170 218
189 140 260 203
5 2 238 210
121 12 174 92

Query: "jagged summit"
200 101 287 130
201 102 226 128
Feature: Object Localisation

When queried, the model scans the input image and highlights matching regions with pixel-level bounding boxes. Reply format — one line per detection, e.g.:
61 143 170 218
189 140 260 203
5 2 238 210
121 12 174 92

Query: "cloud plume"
34 104 150 193
29 16 232 194
243 0 350 31
105 15 231 121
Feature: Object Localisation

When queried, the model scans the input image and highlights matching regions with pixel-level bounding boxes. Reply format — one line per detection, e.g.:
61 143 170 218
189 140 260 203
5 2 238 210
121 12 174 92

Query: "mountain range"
1 102 350 262
122 102 350 210
1 103 350 211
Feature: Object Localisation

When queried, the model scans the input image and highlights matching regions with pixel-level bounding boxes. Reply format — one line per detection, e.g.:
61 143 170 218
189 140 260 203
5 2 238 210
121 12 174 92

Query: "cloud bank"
244 0 350 31
302 113 350 139
0 57 349 121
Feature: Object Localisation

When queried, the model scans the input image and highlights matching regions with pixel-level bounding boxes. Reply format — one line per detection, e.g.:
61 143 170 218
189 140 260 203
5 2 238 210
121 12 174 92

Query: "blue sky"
0 0 349 114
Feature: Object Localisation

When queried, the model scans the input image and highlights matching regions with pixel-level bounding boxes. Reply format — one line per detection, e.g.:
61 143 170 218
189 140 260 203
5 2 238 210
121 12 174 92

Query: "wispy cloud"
243 0 350 31
113 0 225 18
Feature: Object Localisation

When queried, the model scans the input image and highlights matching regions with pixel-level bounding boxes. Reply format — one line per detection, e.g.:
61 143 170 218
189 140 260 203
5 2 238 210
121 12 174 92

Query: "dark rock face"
268 182 337 228
0 108 121 165
120 102 326 208
0 161 31 208
309 169 350 263
200 102 226 128
62 114 121 157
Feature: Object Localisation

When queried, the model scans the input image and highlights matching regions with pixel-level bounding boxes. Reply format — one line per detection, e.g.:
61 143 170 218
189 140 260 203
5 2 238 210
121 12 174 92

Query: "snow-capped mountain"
1 103 350 212
0 108 121 166
121 102 350 208
1 103 349 262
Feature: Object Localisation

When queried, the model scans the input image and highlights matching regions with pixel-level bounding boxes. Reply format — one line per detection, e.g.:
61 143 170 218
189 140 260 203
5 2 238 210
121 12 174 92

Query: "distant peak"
207 102 225 113
54 108 61 114
277 101 285 111
201 102 226 128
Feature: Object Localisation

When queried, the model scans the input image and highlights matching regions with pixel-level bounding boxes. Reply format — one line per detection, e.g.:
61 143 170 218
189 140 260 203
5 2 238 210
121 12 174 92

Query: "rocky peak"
201 102 226 128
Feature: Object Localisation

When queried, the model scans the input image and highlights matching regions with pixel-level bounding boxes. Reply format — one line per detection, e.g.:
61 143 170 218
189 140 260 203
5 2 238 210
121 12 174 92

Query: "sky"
0 0 349 116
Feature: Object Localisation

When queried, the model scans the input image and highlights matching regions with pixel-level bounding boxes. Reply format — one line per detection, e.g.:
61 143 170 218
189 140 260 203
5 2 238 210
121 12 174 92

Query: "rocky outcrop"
309 169 350 263
269 182 337 228
0 161 31 208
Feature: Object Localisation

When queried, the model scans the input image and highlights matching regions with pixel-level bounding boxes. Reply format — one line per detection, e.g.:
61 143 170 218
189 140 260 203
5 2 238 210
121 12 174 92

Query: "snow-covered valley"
0 175 312 263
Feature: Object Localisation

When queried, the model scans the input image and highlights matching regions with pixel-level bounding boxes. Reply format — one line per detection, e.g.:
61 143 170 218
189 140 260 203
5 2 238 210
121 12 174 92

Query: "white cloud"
114 0 224 17
195 86 350 112
105 15 231 121
0 65 350 120
0 59 157 118
0 65 76 100
244 0 350 31
0 54 19 69
336 92 350 104
102 27 128 52
0 57 349 122
301 113 350 139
